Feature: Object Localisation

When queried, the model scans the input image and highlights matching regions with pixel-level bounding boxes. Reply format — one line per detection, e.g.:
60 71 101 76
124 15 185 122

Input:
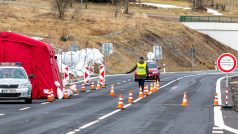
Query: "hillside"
0 1 237 73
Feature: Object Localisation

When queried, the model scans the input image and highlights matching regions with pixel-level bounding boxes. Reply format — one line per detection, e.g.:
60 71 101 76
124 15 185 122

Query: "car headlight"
19 83 30 88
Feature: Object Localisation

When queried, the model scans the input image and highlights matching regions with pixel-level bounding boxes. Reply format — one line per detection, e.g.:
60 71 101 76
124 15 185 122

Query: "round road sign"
217 53 237 73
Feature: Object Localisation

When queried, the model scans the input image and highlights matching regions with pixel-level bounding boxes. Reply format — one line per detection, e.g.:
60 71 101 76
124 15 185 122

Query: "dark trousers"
138 79 145 91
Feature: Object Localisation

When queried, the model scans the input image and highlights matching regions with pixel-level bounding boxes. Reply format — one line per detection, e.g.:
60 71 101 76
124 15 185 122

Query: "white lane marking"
98 109 121 120
86 90 90 93
215 75 238 133
19 107 30 111
41 102 50 105
213 127 223 130
212 131 223 133
0 113 5 116
117 83 121 85
123 81 127 83
67 73 205 134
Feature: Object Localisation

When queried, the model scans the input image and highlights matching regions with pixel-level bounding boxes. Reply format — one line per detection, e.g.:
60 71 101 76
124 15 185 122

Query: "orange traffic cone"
154 81 157 92
51 88 55 101
110 84 116 96
47 89 53 102
181 92 188 106
128 90 134 104
138 86 144 98
96 80 101 90
91 80 96 90
156 80 160 91
214 93 219 106
117 94 125 109
72 84 79 94
149 83 154 93
81 81 86 92
144 84 149 96
64 88 69 99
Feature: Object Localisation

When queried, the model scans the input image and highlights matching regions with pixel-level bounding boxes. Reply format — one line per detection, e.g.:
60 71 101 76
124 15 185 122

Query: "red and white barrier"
100 65 105 86
84 66 90 85
64 66 69 81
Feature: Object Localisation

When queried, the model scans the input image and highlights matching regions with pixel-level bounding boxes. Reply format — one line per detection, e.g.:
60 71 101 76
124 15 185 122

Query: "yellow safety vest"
137 63 146 76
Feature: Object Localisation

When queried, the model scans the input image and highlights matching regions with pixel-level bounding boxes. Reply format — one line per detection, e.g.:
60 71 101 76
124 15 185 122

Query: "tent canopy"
0 32 62 99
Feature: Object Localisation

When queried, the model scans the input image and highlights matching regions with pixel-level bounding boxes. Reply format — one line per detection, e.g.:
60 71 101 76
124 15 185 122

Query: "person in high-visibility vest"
126 56 148 91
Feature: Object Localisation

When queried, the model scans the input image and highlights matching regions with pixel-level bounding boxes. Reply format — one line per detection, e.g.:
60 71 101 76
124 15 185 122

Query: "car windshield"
147 62 157 68
0 68 27 79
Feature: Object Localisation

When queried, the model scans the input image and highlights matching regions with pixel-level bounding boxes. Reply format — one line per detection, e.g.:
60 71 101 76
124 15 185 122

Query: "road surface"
0 71 237 134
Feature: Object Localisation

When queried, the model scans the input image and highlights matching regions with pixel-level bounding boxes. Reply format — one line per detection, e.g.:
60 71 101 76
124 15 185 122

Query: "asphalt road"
0 71 237 134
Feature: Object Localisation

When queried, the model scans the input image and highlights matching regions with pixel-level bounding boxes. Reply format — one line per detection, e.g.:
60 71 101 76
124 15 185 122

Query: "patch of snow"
138 3 223 16
206 8 223 16
139 2 191 10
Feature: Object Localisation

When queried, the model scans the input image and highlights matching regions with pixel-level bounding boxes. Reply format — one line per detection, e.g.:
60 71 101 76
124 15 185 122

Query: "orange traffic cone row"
157 80 160 91
91 80 96 90
128 90 134 104
149 83 154 93
117 94 125 109
110 84 116 96
181 92 188 106
138 86 144 98
96 80 101 90
144 84 149 96
214 93 219 106
81 81 86 92
64 88 69 99
47 89 54 102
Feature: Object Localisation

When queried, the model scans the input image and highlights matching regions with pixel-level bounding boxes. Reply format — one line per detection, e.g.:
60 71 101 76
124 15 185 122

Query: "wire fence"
180 16 238 23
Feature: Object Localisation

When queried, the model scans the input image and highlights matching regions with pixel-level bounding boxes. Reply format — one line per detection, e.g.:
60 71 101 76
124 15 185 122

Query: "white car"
0 63 32 104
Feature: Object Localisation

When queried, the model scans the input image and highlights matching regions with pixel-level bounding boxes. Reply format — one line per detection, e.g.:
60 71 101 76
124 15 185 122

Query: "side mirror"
29 74 35 79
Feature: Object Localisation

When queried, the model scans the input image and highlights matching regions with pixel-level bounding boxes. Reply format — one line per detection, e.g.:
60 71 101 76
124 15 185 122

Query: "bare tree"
123 0 129 14
192 0 205 10
52 0 74 19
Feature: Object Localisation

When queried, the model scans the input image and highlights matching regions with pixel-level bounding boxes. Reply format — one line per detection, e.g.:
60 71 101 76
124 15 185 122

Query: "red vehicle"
135 61 160 82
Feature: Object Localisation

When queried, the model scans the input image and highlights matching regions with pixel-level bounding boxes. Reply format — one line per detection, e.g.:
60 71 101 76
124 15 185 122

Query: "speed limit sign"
217 53 237 73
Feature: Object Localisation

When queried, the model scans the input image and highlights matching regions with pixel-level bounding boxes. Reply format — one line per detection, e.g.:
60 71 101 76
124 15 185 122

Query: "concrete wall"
182 22 238 51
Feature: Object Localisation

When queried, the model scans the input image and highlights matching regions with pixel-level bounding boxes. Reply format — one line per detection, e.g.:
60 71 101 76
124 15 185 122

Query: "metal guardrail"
180 16 238 23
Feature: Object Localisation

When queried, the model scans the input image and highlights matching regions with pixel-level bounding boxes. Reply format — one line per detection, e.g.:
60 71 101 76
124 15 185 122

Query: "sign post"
217 53 237 108
102 43 113 86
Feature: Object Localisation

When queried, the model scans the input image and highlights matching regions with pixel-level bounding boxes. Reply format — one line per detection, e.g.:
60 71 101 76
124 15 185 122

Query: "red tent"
0 32 62 99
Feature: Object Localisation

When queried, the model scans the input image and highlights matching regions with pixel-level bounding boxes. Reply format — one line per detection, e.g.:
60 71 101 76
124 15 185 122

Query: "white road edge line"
19 107 30 111
0 113 5 116
215 75 238 134
66 73 206 134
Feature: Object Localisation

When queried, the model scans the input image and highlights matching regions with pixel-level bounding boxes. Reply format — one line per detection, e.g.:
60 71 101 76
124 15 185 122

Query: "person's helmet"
139 56 144 62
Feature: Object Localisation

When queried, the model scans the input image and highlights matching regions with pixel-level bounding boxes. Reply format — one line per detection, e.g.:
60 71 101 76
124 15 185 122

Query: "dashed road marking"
0 113 5 116
66 74 202 134
41 102 50 105
86 90 91 93
213 127 223 130
117 83 121 85
19 107 30 111
123 81 127 83
212 131 223 133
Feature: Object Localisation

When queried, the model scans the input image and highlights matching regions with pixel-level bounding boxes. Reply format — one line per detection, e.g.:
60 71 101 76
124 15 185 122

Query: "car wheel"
25 98 32 104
